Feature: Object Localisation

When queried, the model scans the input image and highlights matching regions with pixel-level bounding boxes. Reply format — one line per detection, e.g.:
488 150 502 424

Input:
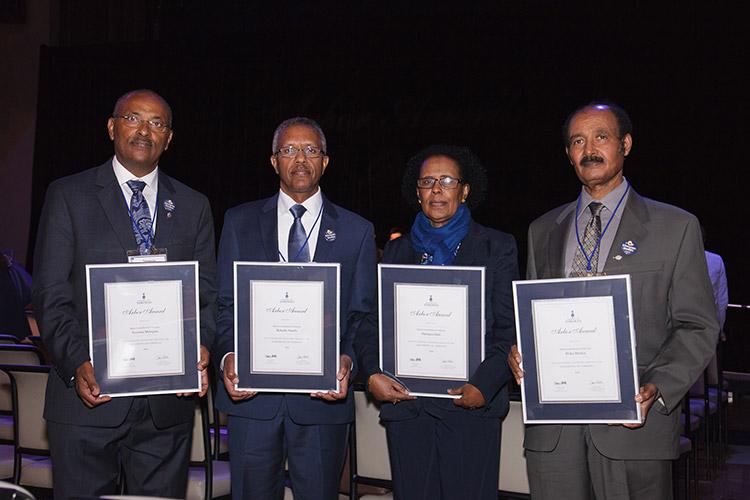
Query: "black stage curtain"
29 3 749 367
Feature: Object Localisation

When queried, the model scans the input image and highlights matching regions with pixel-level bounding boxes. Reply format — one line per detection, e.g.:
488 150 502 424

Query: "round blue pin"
621 240 638 255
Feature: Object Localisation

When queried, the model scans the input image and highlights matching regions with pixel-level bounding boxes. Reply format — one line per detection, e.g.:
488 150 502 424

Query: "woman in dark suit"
363 145 519 500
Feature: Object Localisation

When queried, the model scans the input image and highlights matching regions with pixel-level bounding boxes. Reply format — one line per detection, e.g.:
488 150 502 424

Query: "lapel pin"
324 229 336 242
163 199 175 218
620 240 637 255
613 255 623 261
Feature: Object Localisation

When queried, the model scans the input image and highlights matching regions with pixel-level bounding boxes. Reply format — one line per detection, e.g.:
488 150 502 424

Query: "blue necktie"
127 180 153 255
288 204 310 262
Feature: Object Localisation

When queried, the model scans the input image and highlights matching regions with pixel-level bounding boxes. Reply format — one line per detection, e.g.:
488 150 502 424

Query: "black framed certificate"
513 275 641 424
379 264 485 398
234 262 340 393
86 262 201 397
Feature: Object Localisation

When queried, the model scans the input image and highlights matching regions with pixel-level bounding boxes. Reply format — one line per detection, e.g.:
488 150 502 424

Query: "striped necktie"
570 201 604 276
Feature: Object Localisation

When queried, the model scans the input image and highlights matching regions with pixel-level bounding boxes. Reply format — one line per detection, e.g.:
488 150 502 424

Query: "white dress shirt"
276 188 324 262
112 156 159 234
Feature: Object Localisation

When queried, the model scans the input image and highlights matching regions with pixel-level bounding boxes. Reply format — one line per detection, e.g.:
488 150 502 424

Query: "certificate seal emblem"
324 229 336 242
620 240 637 255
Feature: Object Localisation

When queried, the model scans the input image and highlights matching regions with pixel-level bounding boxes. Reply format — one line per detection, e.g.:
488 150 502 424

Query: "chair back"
0 480 35 499
350 388 392 500
354 390 390 481
0 335 20 345
0 364 52 488
190 401 210 464
498 400 530 495
0 345 44 365
0 345 45 413
2 365 50 453
187 399 211 499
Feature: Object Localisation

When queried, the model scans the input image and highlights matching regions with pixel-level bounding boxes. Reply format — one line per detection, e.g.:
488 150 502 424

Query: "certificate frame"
379 264 485 398
513 275 641 424
86 261 201 397
234 262 340 393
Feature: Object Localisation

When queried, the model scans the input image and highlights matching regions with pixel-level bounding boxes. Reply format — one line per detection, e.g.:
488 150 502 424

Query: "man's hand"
178 345 210 397
311 354 353 401
448 383 486 409
222 353 257 401
623 383 659 429
367 373 416 404
509 344 524 384
75 361 111 408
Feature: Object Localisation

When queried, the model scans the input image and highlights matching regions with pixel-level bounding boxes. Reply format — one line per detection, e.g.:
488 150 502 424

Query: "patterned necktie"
288 204 310 262
127 180 153 255
570 201 604 277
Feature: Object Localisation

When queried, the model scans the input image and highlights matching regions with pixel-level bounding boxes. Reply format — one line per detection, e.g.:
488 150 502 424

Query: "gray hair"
271 117 327 154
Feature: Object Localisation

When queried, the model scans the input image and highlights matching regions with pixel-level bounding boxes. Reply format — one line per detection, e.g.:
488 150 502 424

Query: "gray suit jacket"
32 160 217 428
524 188 719 459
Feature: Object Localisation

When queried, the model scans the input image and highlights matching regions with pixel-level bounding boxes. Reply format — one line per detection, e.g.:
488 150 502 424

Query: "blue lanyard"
278 203 324 262
574 182 630 273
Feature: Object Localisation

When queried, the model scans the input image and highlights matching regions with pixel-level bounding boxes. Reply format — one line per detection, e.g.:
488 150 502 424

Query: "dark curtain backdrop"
29 2 749 367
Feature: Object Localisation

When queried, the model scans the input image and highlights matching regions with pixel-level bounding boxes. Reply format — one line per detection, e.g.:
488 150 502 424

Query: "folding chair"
185 399 231 500
0 364 53 490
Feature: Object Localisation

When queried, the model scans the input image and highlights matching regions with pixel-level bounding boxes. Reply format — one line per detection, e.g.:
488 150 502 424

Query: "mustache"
581 155 604 165
131 137 153 147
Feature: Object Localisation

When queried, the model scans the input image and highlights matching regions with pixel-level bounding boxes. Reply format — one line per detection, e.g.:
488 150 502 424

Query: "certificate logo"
565 309 582 323
136 292 152 305
280 292 294 303
423 294 439 307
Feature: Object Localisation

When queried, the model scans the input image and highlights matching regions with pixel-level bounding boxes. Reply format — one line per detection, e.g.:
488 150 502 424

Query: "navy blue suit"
361 222 518 500
214 193 377 499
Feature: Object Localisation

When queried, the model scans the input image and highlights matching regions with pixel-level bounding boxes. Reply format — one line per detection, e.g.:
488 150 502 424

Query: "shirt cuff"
220 352 232 372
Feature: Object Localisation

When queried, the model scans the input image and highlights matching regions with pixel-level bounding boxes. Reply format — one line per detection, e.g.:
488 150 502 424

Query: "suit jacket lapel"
260 195 280 261
547 205 574 278
95 161 138 252
152 172 176 248
312 195 338 263
603 189 649 272
453 222 483 266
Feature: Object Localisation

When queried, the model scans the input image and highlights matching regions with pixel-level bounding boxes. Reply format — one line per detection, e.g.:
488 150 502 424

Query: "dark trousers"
384 411 501 500
227 400 349 500
525 424 673 500
47 397 192 500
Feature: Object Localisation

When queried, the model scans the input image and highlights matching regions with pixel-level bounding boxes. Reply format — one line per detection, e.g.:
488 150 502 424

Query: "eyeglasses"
275 145 326 158
113 114 171 133
416 176 464 189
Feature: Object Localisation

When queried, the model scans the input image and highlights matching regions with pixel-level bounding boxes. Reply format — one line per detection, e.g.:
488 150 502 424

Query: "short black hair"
401 144 488 210
562 100 632 145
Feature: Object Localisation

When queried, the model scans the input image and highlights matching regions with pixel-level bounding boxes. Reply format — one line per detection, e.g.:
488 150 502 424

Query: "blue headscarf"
410 204 472 265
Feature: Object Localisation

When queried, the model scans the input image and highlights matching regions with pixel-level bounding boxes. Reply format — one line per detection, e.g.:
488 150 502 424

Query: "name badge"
127 247 168 263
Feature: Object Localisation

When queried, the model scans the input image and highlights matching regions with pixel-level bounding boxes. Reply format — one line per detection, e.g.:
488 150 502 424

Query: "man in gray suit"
509 101 719 499
32 89 216 498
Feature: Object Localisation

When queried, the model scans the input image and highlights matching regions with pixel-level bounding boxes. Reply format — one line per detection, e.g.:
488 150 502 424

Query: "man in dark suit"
32 89 216 499
509 102 719 499
214 117 376 499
